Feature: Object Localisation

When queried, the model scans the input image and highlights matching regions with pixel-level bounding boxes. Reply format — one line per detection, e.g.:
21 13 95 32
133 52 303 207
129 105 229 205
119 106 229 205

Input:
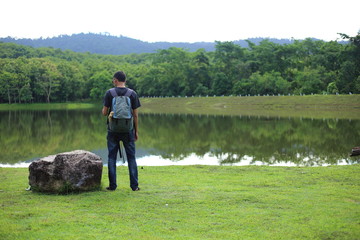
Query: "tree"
56 61 85 101
19 83 33 102
327 82 338 94
338 32 360 93
152 48 191 96
89 70 112 100
11 58 31 103
29 59 61 103
247 39 279 73
213 42 247 95
0 59 15 103
355 76 360 93
0 71 15 104
232 73 257 96
135 66 162 97
265 71 291 95
293 67 325 94
212 72 231 96
190 49 211 95
337 61 358 93
232 71 290 96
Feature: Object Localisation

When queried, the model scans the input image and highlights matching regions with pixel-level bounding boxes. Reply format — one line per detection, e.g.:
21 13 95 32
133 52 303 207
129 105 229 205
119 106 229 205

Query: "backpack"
108 88 134 133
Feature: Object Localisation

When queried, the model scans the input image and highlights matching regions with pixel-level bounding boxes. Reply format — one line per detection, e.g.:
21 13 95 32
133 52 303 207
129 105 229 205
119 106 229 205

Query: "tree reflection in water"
138 113 360 166
0 110 359 166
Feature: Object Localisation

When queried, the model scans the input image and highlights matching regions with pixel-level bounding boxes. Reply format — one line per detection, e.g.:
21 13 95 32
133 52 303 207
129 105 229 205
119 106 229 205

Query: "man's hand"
134 131 139 141
102 106 109 116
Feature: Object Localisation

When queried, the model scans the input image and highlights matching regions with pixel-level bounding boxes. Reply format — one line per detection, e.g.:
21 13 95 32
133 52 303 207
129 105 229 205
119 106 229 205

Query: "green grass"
1 95 360 119
0 102 100 111
141 94 360 119
1 165 359 239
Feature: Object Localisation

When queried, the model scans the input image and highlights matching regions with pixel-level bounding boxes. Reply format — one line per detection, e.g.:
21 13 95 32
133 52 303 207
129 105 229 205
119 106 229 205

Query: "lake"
0 110 359 167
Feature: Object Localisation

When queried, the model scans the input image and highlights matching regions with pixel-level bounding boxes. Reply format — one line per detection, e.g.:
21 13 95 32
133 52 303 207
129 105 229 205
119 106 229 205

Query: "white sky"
1 0 359 42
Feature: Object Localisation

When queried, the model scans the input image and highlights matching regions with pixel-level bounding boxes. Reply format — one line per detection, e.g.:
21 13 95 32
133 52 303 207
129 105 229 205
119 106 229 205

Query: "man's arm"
102 106 109 116
133 108 139 141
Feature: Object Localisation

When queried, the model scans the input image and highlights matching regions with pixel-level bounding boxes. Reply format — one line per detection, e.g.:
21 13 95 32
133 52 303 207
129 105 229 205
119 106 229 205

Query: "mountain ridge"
0 33 318 55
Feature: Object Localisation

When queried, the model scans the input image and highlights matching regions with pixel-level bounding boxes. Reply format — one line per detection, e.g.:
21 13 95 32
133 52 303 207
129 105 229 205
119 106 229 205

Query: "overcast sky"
1 0 359 42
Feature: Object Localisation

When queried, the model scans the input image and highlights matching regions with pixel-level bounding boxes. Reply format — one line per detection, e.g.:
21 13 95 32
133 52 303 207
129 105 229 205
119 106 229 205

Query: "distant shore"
141 94 360 119
1 94 360 119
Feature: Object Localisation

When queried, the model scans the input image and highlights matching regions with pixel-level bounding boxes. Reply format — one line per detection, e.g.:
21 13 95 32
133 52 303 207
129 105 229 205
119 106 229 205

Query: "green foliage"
327 82 339 94
0 33 359 103
89 70 112 100
293 67 326 94
233 71 291 96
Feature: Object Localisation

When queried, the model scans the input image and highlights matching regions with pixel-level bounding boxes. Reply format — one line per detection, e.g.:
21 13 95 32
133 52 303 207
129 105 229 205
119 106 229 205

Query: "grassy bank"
0 102 100 111
1 165 359 239
1 94 360 119
141 94 360 119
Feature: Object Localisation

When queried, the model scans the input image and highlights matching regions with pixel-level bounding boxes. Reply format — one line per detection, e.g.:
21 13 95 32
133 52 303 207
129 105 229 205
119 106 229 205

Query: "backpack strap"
110 88 133 97
109 88 118 97
125 88 133 97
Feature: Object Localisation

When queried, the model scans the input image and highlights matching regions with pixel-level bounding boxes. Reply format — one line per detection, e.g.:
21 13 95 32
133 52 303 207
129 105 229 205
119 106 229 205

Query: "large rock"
29 150 103 193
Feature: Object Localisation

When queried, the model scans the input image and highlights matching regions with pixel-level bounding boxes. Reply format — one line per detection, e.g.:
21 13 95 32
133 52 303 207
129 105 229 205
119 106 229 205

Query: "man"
102 71 141 191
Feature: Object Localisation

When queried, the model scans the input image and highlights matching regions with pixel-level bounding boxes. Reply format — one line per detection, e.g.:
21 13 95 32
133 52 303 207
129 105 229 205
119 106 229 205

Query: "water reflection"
138 113 359 166
0 110 107 165
0 110 359 167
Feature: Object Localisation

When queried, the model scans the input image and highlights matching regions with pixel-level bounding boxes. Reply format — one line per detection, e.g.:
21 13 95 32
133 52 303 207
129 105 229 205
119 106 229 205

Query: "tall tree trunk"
47 87 51 103
18 89 21 104
7 88 11 104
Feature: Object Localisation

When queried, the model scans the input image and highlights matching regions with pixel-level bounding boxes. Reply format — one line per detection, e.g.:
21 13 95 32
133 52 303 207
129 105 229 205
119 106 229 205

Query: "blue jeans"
107 130 138 190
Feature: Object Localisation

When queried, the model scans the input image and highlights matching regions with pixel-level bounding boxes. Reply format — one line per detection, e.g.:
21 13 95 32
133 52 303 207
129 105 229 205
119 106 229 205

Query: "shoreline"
1 94 359 119
141 94 360 119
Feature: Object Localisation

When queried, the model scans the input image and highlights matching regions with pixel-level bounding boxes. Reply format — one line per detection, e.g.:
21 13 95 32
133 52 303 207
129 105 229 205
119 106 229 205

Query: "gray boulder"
29 150 103 193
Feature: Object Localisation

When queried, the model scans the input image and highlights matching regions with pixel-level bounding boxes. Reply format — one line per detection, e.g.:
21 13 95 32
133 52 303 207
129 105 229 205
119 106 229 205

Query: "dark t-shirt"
103 87 141 112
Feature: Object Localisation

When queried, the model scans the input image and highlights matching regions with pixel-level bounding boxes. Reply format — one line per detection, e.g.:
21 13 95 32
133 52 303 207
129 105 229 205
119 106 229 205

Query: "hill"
0 33 298 55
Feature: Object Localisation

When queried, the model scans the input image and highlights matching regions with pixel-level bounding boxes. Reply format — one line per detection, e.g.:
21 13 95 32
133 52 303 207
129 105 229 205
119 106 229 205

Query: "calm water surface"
0 110 359 167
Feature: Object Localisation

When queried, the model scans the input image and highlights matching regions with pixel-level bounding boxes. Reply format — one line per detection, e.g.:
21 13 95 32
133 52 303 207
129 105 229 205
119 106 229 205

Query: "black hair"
113 71 126 82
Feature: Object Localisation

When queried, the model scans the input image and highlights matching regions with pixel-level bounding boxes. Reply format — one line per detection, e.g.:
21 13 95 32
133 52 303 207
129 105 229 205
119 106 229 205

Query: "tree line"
0 33 359 104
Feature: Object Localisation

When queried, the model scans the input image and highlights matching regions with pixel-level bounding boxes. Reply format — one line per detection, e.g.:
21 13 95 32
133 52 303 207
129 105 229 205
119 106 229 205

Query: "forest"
0 33 359 104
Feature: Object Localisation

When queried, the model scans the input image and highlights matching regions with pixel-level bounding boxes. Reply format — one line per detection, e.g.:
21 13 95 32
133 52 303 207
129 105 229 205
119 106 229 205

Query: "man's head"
113 71 126 82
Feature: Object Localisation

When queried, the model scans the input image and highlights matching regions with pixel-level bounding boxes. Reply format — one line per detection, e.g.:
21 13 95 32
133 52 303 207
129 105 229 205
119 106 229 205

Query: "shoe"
132 187 140 191
106 187 115 191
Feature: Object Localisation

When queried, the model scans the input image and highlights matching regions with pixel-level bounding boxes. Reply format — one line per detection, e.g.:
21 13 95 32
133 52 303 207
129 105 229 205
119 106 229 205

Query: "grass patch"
1 165 359 239
1 95 360 119
141 95 360 119
0 102 100 111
